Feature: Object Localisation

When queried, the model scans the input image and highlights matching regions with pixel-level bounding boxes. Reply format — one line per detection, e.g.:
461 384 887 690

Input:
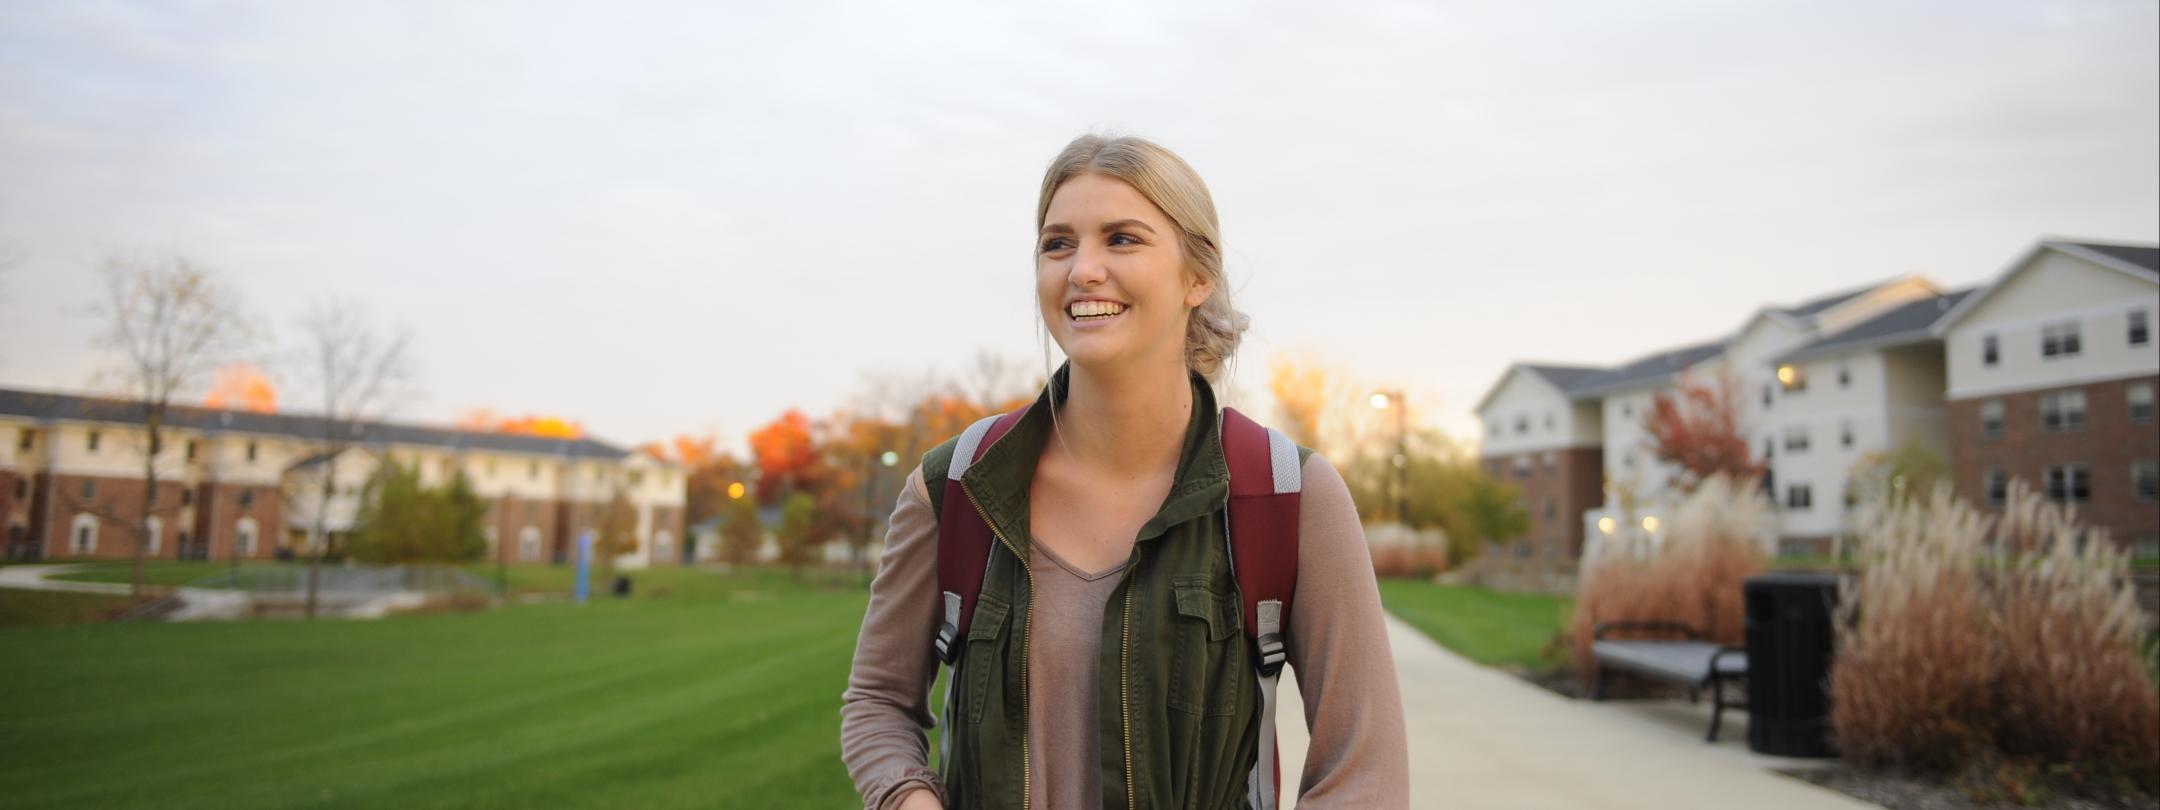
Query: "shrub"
1367 523 1450 578
1832 479 2159 793
1570 474 1770 685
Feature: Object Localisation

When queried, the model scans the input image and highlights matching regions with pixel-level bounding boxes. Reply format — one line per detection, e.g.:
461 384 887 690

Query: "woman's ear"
1184 267 1213 309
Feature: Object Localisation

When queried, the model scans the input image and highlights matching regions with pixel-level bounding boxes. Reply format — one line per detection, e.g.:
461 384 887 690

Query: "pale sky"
2 1 2155 454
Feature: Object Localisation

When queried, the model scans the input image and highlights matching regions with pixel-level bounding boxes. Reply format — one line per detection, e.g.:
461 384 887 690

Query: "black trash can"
613 575 633 598
1744 572 1840 757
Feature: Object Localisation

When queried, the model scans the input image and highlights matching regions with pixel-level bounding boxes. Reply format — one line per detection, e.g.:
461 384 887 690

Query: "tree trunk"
305 455 334 620
133 406 162 603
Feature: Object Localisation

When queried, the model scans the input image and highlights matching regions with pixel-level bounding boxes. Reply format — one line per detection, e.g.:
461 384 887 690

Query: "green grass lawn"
1377 578 1574 670
44 560 289 588
0 565 875 809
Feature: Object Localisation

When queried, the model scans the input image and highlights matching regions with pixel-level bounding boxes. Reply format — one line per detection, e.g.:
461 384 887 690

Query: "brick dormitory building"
0 389 687 568
1474 238 2158 563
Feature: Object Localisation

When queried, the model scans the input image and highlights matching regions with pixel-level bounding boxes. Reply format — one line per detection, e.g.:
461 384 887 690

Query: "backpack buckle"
934 620 959 664
1256 632 1287 677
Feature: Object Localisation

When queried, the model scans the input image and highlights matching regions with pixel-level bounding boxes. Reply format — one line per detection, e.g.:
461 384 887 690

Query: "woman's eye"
1040 237 1073 253
1109 233 1141 246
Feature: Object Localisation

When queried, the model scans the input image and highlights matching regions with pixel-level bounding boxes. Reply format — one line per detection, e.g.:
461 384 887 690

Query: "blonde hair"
1036 134 1249 384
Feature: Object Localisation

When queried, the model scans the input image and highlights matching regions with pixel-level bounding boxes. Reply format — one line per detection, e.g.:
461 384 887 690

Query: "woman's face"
1036 173 1213 376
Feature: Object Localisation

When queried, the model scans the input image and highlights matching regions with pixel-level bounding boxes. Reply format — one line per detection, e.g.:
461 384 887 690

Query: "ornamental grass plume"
1571 474 1770 685
1831 479 2159 792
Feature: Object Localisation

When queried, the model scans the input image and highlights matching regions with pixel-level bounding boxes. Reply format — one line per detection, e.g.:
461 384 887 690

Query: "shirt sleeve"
1285 454 1412 807
839 466 949 810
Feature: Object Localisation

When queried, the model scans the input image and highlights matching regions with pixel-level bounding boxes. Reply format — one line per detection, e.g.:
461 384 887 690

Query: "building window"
1541 451 1554 470
519 527 542 561
70 514 97 554
484 527 500 558
2043 463 2091 503
1513 543 1532 560
1513 456 1531 479
1837 365 1851 388
1982 334 1999 367
2130 383 2154 425
1514 414 1528 435
1542 498 1555 521
1621 402 1633 418
1763 437 1775 460
1980 399 2005 439
1761 385 1773 408
181 489 193 506
87 431 101 452
80 479 96 500
2041 321 2082 358
1786 484 1813 510
236 517 259 556
245 441 258 462
15 429 31 451
1839 421 1854 449
529 461 539 480
1985 468 2007 507
145 516 162 555
238 489 255 509
1784 426 1810 453
2039 390 2087 433
2130 310 2150 346
11 479 24 500
2134 459 2158 502
185 440 198 461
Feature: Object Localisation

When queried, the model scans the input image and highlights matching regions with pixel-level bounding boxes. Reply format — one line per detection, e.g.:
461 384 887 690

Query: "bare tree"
960 349 1033 411
294 297 413 619
93 256 252 602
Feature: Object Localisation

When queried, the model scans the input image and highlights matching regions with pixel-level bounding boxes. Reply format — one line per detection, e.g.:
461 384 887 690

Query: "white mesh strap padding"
1247 598 1286 810
947 414 1003 481
1266 428 1301 494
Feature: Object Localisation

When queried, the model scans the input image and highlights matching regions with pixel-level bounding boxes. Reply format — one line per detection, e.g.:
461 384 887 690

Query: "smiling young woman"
840 135 1408 810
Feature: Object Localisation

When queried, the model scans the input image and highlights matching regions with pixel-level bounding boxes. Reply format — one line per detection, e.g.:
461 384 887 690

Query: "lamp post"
1370 389 1408 524
860 449 899 582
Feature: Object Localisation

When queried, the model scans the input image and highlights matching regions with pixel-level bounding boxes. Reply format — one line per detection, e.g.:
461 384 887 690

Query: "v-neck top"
1022 539 1132 809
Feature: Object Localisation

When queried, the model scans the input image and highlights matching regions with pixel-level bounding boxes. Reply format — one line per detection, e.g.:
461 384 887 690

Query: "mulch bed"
1786 766 2154 810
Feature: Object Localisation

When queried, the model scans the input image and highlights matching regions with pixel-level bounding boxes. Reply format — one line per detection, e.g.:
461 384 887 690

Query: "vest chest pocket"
1167 577 1244 717
964 594 1011 725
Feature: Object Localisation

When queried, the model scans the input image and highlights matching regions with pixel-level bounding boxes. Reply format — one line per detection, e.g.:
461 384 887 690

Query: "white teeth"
1069 301 1127 319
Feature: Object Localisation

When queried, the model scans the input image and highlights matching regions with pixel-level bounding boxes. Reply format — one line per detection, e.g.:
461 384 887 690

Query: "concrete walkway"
0 563 252 620
1274 615 1875 809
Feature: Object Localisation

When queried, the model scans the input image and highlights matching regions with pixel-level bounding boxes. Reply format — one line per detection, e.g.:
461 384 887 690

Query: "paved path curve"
1274 614 1876 809
0 563 251 620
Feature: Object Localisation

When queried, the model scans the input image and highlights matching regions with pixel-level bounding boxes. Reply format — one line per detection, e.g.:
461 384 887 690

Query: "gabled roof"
1563 339 1727 399
1932 239 2160 335
1470 362 1607 414
1774 288 1978 365
0 387 635 461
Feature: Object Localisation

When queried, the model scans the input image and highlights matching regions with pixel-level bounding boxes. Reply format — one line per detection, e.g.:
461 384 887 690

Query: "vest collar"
957 362 1231 551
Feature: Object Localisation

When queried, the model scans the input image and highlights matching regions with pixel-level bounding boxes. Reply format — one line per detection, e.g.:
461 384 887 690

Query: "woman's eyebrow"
1040 223 1075 236
1101 219 1156 235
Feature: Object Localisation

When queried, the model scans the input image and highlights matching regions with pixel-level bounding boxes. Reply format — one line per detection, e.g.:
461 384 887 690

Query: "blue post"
575 530 593 604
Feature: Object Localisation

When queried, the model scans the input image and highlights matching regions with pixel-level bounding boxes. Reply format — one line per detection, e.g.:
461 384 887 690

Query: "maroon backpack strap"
1221 406 1302 810
932 406 1028 664
1221 406 1301 670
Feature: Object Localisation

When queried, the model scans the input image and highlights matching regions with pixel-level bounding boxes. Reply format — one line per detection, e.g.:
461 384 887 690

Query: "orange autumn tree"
1641 367 1765 494
749 409 821 501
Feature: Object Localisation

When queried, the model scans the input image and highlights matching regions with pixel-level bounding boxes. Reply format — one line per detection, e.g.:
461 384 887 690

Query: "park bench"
1590 621 1749 742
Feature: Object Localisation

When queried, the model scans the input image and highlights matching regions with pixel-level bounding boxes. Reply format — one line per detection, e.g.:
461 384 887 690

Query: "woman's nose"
1068 247 1108 287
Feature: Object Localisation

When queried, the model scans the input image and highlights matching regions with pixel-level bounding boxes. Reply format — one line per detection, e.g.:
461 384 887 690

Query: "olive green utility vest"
922 364 1310 810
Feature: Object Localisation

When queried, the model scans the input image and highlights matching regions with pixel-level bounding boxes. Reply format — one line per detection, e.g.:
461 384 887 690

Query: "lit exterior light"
1598 516 1616 535
1370 392 1392 410
1642 515 1661 533
1776 365 1796 385
880 451 899 467
727 482 746 500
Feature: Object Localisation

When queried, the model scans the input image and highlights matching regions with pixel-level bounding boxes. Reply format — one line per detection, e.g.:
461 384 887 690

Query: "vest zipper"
1119 554 1137 810
960 480 1031 810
